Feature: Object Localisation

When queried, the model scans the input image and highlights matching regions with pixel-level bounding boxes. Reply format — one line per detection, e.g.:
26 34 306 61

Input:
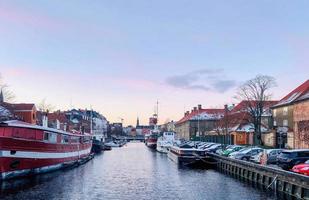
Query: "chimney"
193 107 197 111
56 119 60 129
198 104 202 110
42 115 48 127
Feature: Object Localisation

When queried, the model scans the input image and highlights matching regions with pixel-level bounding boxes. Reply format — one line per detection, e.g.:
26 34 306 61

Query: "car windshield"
237 148 250 153
280 152 296 158
240 148 259 154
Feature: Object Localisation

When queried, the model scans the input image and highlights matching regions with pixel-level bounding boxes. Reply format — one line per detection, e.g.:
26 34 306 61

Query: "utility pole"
224 104 229 145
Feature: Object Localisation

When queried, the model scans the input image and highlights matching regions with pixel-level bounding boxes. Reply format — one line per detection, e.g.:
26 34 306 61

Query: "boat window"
71 136 79 144
43 132 57 143
62 135 69 144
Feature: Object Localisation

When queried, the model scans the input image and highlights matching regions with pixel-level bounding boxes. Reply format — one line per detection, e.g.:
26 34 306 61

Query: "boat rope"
267 175 278 189
192 153 219 165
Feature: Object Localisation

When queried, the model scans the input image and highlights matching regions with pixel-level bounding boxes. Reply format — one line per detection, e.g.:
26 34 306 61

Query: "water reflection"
0 142 289 200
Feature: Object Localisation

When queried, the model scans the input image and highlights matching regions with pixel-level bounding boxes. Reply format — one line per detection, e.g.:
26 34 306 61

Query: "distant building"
160 120 176 132
175 105 224 140
220 100 278 146
110 123 123 136
271 80 309 149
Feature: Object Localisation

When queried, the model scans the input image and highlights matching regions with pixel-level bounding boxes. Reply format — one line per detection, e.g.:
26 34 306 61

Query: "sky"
0 0 308 126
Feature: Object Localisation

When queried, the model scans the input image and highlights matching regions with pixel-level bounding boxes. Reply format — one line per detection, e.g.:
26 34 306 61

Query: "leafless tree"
235 75 276 145
37 98 55 113
0 74 15 102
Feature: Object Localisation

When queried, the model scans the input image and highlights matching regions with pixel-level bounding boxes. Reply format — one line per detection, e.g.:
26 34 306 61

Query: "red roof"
176 108 224 125
231 100 279 113
273 80 309 108
48 112 68 123
1 103 36 111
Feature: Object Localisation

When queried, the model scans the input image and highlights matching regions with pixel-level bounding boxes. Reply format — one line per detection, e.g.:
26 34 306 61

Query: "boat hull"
167 148 208 167
146 141 157 149
156 144 169 153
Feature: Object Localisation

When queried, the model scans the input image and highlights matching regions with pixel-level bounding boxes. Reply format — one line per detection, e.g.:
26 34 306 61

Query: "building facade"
175 105 224 140
272 80 309 149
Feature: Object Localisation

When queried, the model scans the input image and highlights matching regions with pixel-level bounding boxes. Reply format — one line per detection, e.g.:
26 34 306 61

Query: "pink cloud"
0 3 64 31
0 66 29 77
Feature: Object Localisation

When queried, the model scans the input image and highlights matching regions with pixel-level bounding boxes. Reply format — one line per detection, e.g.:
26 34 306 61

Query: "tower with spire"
0 88 4 103
136 117 140 127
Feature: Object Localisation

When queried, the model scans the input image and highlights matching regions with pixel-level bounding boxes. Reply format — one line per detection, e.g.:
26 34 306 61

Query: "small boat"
156 132 175 153
105 141 121 147
167 145 208 167
145 129 159 149
91 139 105 153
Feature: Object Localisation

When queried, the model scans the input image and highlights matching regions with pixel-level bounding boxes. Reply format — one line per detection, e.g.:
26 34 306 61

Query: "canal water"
0 142 285 200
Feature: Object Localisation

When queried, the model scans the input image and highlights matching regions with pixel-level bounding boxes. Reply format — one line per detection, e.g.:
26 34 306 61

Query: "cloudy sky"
0 0 308 125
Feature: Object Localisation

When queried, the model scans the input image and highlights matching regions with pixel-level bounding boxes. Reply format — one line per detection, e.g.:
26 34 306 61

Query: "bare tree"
235 75 276 145
0 74 15 102
37 98 55 113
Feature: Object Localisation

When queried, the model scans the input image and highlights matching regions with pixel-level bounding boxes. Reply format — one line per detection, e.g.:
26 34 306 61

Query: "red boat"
145 130 158 149
0 120 92 180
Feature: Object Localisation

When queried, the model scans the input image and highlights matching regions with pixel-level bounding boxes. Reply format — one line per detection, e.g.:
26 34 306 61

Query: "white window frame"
283 119 288 127
283 107 288 116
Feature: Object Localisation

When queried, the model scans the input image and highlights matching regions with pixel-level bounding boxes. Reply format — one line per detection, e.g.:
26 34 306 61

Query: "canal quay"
0 142 288 200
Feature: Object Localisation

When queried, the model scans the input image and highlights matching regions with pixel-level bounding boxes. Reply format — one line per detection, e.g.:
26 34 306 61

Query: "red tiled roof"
176 108 224 125
48 112 68 123
231 100 279 113
273 80 309 108
1 103 36 111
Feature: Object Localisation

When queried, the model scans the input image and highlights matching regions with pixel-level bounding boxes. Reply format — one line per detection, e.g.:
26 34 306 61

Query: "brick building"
175 105 224 140
272 80 309 148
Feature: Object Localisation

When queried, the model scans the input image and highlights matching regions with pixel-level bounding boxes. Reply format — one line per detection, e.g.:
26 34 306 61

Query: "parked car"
265 149 283 164
229 147 251 159
292 160 309 176
222 146 244 157
277 149 309 170
204 144 222 153
234 148 263 161
250 149 283 164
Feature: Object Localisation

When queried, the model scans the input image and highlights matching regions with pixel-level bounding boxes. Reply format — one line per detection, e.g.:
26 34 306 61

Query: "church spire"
0 88 4 103
136 117 140 127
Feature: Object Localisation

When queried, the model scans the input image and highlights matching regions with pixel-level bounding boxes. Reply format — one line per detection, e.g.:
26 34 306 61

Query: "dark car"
234 148 263 161
204 144 222 153
277 149 309 170
266 149 283 164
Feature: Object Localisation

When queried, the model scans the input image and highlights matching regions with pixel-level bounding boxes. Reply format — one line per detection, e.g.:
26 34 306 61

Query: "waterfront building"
271 80 309 149
0 100 37 124
224 100 278 145
175 105 224 140
160 120 176 132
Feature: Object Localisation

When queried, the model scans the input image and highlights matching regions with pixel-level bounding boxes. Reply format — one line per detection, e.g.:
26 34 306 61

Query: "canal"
0 142 284 200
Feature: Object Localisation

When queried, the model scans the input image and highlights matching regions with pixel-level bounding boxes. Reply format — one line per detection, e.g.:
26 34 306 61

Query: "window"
43 132 57 143
283 119 288 127
43 132 49 141
273 120 277 126
273 109 277 117
283 107 288 116
62 135 69 144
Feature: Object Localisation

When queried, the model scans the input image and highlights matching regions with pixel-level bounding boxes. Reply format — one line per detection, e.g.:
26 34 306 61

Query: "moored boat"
156 132 175 153
0 120 92 180
167 145 208 166
145 129 159 149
